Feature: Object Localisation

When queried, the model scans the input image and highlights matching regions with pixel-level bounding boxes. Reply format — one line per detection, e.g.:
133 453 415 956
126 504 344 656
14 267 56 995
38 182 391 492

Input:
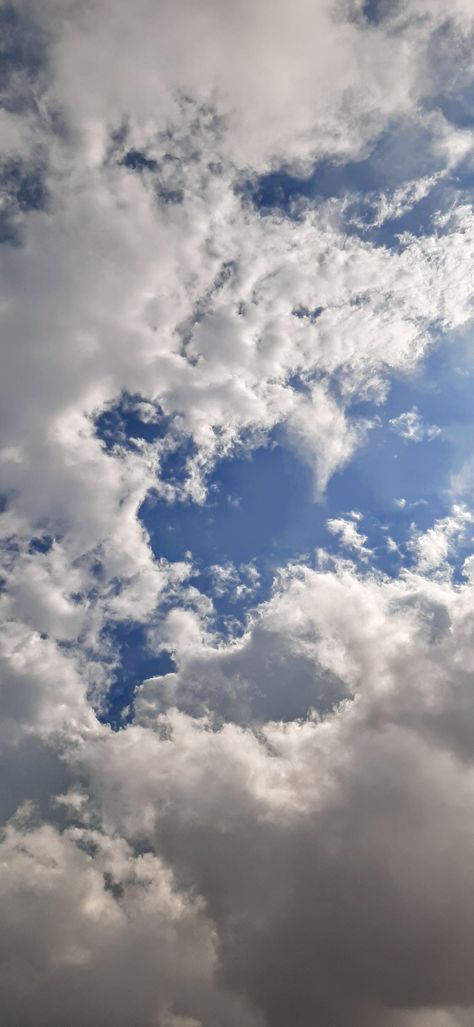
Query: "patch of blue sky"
291 306 324 325
141 430 381 597
142 328 474 576
432 84 474 130
94 392 172 452
1 161 47 212
101 328 474 726
0 160 49 245
359 0 393 24
120 149 158 172
245 112 474 249
160 437 198 487
97 622 174 729
28 535 54 555
119 147 185 205
95 393 199 496
141 438 322 570
339 336 474 569
249 132 423 207
106 442 324 726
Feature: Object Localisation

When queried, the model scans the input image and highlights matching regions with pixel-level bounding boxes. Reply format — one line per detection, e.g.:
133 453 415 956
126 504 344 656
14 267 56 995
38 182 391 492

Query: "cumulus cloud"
409 505 474 574
49 564 474 1026
3 1 474 1025
327 513 372 558
0 805 253 1027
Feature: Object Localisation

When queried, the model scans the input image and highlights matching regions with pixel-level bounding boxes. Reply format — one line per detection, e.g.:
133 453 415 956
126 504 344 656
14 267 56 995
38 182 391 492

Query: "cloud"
3 2 474 1026
0 804 255 1027
390 408 442 442
409 504 474 573
327 513 372 558
70 563 474 1026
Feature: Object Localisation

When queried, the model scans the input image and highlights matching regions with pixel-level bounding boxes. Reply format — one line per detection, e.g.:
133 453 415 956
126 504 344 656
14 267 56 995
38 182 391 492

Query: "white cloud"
209 562 261 601
327 514 372 558
409 504 474 574
390 407 442 442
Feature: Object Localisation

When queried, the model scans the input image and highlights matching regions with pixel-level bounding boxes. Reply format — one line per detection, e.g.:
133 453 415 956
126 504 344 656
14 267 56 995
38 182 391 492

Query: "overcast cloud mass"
3 1 474 1024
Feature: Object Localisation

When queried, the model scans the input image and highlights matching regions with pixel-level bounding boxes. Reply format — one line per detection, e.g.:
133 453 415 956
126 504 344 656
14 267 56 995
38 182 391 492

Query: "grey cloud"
4 562 474 1025
0 810 255 1027
77 672 474 1026
0 736 69 823
0 3 49 114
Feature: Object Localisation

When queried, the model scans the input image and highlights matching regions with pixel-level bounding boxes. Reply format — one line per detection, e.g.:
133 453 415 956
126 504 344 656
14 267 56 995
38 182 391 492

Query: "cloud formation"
2 1 474 1025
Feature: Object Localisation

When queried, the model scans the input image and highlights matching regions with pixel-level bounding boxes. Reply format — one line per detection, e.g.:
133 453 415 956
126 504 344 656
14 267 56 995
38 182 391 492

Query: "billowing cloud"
6 562 474 1025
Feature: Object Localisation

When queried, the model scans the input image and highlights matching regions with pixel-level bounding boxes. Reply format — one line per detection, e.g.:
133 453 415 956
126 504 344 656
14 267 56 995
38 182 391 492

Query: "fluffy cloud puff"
8 562 474 1027
4 559 474 1024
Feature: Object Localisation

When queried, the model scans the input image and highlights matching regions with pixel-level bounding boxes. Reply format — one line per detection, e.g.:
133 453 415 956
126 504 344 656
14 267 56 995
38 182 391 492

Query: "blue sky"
98 249 474 722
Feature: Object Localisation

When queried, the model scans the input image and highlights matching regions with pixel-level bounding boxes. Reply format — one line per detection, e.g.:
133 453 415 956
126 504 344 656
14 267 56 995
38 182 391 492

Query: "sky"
3 1 474 1025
